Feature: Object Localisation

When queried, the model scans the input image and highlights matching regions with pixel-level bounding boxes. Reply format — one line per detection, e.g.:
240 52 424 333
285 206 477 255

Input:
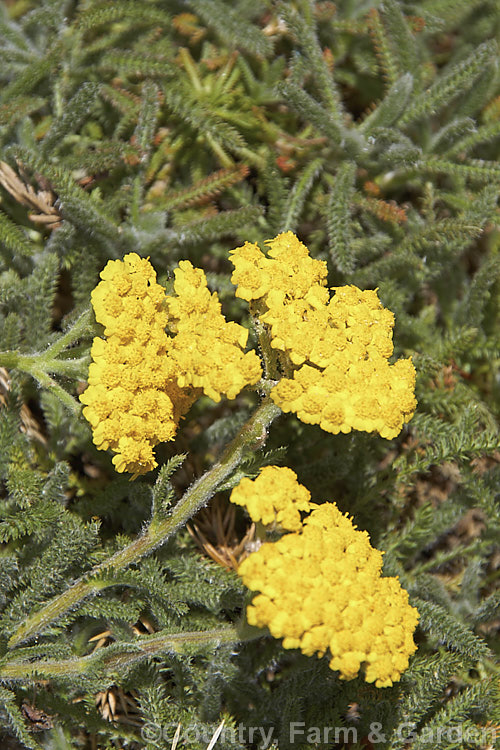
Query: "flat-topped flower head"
230 231 328 303
229 234 416 440
235 470 419 687
230 466 311 531
91 253 167 340
80 253 197 476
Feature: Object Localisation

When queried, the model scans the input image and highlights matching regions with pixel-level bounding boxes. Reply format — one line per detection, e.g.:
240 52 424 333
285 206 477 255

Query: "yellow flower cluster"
80 253 196 476
229 231 327 305
230 232 416 439
80 253 262 475
230 466 311 531
233 468 419 687
82 233 416 473
165 261 262 402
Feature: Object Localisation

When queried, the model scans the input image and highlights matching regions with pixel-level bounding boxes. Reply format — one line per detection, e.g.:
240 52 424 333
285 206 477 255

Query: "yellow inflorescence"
82 233 417 474
165 260 262 402
230 232 416 440
80 253 196 476
230 466 311 531
80 253 262 476
229 231 328 304
235 470 419 687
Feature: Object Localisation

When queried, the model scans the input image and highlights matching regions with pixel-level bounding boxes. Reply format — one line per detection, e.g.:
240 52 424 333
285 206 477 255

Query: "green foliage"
326 161 357 274
0 0 498 748
279 157 323 232
400 40 498 126
0 687 39 750
0 209 34 258
190 0 273 57
413 598 491 662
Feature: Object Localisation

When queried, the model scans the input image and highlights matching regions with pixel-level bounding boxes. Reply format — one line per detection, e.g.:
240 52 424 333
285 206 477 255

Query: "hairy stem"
44 308 93 358
7 399 281 648
2 627 238 681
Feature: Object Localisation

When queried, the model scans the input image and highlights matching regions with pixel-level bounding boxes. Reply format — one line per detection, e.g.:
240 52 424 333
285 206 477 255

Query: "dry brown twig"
188 495 257 571
0 160 62 229
93 686 142 727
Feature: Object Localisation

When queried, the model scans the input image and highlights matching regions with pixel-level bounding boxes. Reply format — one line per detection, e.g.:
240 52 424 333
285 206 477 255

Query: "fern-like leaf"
279 158 323 232
41 82 101 155
413 597 491 662
326 162 357 275
401 40 498 125
152 165 249 211
0 210 34 258
360 73 414 133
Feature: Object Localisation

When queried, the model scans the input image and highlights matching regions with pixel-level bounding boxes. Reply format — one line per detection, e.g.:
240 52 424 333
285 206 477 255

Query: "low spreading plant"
0 1 498 749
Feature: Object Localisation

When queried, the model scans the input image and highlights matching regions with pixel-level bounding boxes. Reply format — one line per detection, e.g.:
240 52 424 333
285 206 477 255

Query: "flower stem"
44 308 93 358
2 627 238 681
7 398 281 649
